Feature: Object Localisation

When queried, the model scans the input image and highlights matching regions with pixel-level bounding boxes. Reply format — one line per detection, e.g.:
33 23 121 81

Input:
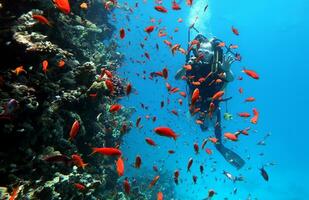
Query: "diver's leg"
214 108 245 169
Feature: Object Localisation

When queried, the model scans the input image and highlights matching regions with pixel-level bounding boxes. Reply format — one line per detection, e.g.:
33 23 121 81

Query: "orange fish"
179 91 187 97
116 156 124 177
191 88 200 105
250 108 259 124
238 112 251 117
74 183 86 190
239 87 243 94
53 0 71 14
71 154 87 169
9 185 20 200
224 132 238 141
90 147 122 156
163 40 172 47
195 120 203 125
154 127 179 140
229 44 238 49
80 2 88 9
145 25 155 33
205 148 212 155
232 26 239 35
245 97 255 102
57 60 65 68
208 137 218 144
69 120 80 141
42 60 48 74
178 47 186 54
243 68 259 79
12 66 27 76
208 102 215 118
157 191 164 200
149 175 160 188
217 42 225 47
145 137 156 146
155 5 168 13
120 28 125 39
135 155 142 168
171 44 180 55
212 90 224 101
32 14 52 27
186 0 193 6
192 81 201 86
109 104 122 113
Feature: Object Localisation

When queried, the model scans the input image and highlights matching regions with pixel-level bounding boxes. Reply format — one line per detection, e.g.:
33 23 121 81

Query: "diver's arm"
175 68 186 80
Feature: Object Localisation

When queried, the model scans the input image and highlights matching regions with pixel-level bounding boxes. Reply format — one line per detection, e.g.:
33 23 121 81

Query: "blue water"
113 0 309 199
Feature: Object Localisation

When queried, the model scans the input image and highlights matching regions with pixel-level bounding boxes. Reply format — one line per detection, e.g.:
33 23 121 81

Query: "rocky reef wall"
0 0 140 199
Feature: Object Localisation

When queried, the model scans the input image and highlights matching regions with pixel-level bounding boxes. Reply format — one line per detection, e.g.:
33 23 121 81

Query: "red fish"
239 87 243 94
105 79 114 94
172 1 181 10
145 25 155 33
238 112 251 117
149 175 160 188
162 68 168 79
53 0 71 14
245 97 255 102
243 68 259 79
250 108 259 124
232 26 239 35
32 14 52 27
187 157 193 171
224 133 238 141
174 170 179 184
191 88 200 105
154 127 179 140
135 155 142 168
9 185 20 200
155 5 168 13
74 183 86 190
69 120 80 141
205 148 212 155
136 116 141 127
157 191 164 200
123 178 130 194
120 28 125 39
109 104 122 113
212 90 224 101
168 150 175 154
194 143 199 154
90 147 122 156
126 83 132 95
193 175 197 184
71 154 87 169
57 60 65 68
145 138 156 146
42 60 48 74
179 91 187 97
163 40 172 47
171 110 178 116
116 156 124 177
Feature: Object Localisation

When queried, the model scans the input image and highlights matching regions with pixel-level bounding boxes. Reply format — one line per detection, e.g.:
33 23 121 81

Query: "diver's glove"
219 54 235 82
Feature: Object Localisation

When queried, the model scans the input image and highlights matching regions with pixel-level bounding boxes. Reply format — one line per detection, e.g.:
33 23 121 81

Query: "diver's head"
197 39 214 64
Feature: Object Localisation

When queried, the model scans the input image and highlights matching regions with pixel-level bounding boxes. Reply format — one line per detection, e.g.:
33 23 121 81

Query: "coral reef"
0 0 134 199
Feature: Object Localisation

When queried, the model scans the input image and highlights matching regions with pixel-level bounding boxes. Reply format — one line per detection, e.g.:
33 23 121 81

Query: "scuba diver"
175 31 245 169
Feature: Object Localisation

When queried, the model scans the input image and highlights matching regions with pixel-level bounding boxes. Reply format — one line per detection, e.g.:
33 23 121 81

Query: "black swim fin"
216 144 245 169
